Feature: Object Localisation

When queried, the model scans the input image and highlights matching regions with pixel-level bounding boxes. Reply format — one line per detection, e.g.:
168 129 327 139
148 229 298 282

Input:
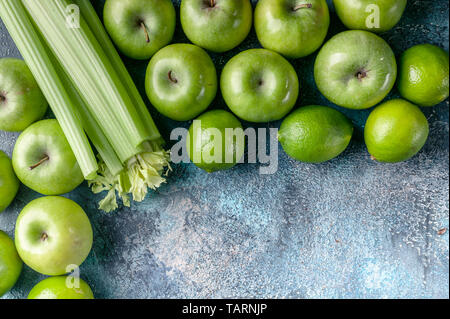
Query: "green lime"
278 105 353 163
364 99 429 163
188 110 244 173
398 44 449 107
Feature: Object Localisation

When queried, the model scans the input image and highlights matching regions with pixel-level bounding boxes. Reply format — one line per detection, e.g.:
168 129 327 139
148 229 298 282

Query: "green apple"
180 0 252 53
278 105 353 163
0 58 47 132
333 0 407 33
221 49 299 123
15 196 93 276
254 0 330 59
12 119 84 195
188 110 244 173
103 0 176 60
364 99 429 163
28 276 94 299
145 43 218 121
0 150 19 212
0 230 23 297
314 30 397 110
398 44 449 107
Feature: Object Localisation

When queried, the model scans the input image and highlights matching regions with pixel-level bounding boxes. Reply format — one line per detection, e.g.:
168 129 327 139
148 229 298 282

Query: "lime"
278 105 353 163
398 44 449 107
364 99 429 162
188 110 244 173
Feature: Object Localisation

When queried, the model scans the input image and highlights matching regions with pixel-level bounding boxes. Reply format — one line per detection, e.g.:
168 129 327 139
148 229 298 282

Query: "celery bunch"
0 0 170 212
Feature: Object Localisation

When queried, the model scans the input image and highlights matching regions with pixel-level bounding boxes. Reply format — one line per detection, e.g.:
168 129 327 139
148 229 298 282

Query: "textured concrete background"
0 0 448 299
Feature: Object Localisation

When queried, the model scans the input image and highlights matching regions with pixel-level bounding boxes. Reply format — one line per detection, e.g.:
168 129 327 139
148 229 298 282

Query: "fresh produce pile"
0 0 448 299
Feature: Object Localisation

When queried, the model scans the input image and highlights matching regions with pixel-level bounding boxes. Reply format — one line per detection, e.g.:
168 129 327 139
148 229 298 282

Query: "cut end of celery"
89 150 171 213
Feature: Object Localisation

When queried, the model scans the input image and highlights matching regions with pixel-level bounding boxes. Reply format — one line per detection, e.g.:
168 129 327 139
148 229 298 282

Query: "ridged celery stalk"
22 0 147 162
0 0 98 179
73 0 163 145
54 58 124 177
20 0 170 212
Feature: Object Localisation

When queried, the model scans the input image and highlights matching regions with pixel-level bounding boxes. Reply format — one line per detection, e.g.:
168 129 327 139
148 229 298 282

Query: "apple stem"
41 232 48 241
210 0 215 7
370 155 376 161
140 21 150 43
0 93 5 104
356 70 367 80
168 71 178 84
293 3 312 11
29 155 49 170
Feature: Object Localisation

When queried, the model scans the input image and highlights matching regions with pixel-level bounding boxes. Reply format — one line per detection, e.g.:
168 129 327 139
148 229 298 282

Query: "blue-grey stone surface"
0 0 448 299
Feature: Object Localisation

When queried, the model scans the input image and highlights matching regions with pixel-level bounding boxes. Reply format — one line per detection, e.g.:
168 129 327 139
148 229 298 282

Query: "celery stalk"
70 0 171 211
56 62 124 177
33 21 124 176
22 0 148 162
0 0 98 179
74 0 163 145
27 2 125 177
19 0 171 212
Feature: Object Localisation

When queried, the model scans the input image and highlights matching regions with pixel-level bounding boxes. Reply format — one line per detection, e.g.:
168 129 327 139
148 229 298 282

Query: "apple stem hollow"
29 155 50 170
0 93 5 104
140 21 150 43
293 3 312 11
